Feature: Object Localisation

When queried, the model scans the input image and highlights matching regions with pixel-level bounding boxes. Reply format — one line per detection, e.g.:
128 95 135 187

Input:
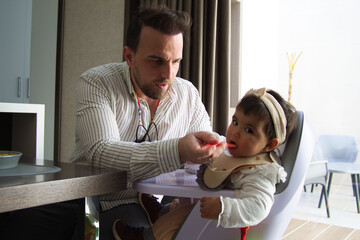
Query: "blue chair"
313 135 359 212
312 135 359 164
303 161 330 217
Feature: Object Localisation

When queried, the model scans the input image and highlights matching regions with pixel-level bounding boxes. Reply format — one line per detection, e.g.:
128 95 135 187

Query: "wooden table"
0 158 127 213
0 158 126 239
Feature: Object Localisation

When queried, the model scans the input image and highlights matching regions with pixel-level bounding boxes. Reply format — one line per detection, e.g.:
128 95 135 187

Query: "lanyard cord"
134 92 161 124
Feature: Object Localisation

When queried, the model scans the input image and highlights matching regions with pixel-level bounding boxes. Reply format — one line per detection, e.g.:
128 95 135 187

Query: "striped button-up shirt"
70 62 212 210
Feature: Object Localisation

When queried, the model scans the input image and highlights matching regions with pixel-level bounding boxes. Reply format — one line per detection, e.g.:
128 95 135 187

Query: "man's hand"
200 196 222 220
178 131 226 164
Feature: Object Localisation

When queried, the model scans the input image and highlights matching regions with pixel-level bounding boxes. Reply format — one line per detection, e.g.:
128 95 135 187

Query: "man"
70 6 225 239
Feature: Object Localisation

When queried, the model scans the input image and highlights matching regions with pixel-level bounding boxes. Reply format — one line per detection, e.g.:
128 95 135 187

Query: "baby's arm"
199 196 222 220
218 168 277 228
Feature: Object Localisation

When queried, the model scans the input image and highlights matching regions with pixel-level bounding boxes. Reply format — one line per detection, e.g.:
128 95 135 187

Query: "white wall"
240 0 360 156
278 0 360 149
240 0 280 97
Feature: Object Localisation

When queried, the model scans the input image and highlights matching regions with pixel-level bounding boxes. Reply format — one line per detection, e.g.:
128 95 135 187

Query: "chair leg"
327 172 333 196
319 191 323 208
351 175 356 197
358 174 360 198
358 174 360 197
320 173 333 209
318 184 330 218
358 174 360 201
351 174 360 214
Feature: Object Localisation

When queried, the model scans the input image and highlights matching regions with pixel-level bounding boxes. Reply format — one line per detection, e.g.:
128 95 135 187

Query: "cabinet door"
0 0 32 103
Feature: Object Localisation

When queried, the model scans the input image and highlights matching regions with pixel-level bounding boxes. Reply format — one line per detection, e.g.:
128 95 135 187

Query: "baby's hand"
199 196 222 220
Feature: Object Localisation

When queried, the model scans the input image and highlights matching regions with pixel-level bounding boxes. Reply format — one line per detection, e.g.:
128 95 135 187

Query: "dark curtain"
125 0 231 135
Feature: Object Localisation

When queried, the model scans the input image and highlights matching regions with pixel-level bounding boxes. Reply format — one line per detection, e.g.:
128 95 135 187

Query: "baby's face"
226 109 270 157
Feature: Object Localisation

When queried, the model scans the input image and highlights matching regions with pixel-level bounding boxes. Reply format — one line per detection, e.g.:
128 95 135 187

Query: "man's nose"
161 62 176 79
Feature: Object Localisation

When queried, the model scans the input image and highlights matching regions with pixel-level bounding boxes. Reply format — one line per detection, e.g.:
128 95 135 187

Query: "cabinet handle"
18 77 22 97
27 77 30 98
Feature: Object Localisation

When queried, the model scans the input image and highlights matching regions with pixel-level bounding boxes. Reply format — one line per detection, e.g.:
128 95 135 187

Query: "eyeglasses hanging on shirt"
135 122 159 143
134 92 160 143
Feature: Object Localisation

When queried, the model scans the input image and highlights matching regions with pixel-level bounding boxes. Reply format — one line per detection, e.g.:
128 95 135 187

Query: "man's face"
125 26 183 100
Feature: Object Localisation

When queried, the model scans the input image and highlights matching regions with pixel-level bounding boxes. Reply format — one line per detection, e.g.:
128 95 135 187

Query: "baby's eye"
232 120 238 126
245 127 254 134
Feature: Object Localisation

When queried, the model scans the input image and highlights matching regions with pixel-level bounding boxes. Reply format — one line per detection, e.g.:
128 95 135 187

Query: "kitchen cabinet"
0 0 32 103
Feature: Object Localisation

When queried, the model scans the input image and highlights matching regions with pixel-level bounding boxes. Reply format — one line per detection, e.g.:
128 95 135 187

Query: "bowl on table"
0 151 22 169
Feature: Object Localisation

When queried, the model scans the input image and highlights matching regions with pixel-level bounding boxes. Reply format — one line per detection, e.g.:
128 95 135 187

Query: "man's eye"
232 120 238 126
245 127 253 134
154 59 164 64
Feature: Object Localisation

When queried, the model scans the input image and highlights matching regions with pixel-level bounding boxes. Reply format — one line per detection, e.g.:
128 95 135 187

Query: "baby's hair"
236 89 297 142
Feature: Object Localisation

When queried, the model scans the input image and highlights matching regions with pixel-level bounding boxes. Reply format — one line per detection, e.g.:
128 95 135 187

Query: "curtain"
125 0 231 135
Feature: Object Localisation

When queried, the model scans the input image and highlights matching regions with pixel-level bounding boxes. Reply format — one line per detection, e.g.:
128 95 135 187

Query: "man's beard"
132 65 171 100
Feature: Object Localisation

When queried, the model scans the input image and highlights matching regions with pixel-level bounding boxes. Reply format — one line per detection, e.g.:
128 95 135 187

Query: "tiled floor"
293 172 360 229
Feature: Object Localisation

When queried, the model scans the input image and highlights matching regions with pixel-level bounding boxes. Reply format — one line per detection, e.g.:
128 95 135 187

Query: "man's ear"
264 138 279 152
123 46 134 67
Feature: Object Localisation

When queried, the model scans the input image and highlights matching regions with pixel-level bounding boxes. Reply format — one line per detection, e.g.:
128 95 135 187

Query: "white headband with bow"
245 88 287 144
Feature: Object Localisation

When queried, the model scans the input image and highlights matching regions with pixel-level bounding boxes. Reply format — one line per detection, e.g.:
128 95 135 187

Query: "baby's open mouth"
227 142 236 148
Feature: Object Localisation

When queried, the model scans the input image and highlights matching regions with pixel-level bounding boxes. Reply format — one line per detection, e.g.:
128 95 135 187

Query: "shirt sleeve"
217 164 284 228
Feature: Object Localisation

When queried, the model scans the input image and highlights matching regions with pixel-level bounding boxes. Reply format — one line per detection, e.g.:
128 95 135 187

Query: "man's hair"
126 5 192 52
237 89 298 142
